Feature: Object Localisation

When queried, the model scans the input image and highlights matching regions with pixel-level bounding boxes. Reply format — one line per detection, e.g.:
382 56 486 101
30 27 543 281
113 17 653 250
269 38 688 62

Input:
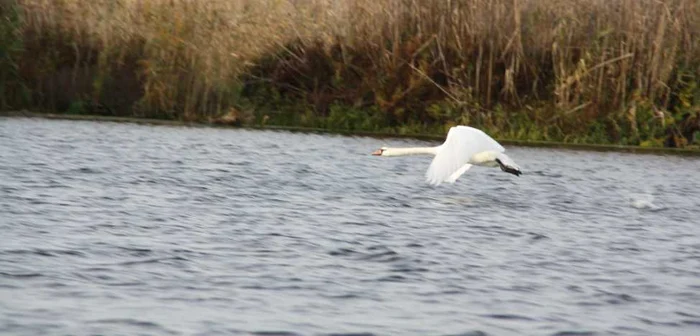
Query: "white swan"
371 125 521 185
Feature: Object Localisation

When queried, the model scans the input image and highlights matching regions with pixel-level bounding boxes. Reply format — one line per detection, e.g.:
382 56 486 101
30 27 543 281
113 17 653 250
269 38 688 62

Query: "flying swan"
371 126 521 185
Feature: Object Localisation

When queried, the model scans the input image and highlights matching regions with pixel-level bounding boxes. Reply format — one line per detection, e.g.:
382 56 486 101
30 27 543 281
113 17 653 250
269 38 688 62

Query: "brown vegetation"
1 0 699 145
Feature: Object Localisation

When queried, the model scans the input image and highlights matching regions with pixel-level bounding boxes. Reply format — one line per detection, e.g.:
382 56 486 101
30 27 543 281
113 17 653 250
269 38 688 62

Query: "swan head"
371 147 387 156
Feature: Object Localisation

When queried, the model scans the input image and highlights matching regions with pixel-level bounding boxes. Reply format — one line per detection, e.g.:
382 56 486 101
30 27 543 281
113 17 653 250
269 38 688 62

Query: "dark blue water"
1 117 699 336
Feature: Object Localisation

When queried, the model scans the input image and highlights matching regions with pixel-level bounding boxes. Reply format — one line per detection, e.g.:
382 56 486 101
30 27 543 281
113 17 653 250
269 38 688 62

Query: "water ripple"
1 117 699 336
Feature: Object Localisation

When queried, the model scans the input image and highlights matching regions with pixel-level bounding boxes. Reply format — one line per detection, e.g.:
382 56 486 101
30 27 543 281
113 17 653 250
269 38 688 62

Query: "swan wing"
446 164 473 183
425 126 504 185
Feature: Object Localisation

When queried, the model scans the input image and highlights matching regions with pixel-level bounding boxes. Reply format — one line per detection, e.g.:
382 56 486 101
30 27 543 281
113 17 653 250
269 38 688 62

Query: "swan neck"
383 147 438 156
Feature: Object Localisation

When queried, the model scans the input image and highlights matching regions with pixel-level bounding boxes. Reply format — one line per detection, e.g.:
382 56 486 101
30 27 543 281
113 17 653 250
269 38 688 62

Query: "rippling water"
1 117 699 336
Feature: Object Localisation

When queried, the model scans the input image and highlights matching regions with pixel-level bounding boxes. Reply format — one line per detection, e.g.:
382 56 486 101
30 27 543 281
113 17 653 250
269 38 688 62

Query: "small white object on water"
629 193 658 210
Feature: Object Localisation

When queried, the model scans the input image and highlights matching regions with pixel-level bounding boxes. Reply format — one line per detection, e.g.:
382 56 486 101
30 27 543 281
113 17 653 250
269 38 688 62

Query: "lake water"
1 117 699 336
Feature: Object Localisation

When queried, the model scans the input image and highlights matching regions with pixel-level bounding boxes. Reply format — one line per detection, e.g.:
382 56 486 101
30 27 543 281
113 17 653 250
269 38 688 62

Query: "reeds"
4 0 700 144
12 0 333 119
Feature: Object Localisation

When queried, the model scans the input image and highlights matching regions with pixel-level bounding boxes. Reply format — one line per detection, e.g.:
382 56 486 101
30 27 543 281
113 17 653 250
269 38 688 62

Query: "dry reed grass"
13 0 341 119
4 0 700 143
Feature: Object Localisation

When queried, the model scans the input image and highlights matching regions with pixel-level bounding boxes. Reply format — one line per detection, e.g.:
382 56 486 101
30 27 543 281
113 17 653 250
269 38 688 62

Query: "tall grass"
3 0 699 145
11 0 331 119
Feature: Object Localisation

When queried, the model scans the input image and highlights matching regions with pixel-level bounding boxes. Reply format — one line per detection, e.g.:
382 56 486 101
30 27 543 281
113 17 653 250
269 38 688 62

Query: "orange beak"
371 149 383 156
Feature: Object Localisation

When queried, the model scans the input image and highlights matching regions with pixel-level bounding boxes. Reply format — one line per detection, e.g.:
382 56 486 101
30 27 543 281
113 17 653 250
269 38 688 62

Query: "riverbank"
4 111 700 156
1 0 699 149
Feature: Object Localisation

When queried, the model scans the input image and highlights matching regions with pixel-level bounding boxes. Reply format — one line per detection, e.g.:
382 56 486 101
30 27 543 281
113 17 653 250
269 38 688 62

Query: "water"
1 117 699 336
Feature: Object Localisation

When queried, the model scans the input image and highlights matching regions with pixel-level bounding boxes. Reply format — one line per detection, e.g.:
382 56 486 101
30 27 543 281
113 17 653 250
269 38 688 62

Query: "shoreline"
3 110 700 156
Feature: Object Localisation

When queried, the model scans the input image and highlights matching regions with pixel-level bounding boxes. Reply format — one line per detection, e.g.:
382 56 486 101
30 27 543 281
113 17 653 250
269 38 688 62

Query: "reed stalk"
3 0 699 145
